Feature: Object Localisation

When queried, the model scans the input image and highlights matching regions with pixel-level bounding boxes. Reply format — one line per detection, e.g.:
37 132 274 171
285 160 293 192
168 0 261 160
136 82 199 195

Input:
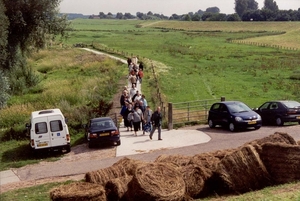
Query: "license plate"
248 120 257 125
101 133 110 137
37 142 48 147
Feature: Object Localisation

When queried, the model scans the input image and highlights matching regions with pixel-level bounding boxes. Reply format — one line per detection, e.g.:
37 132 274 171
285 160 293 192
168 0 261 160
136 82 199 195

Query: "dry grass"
50 181 106 201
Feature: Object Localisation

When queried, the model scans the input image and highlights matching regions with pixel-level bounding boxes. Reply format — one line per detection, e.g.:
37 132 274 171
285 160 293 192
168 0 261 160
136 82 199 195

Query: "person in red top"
138 69 144 84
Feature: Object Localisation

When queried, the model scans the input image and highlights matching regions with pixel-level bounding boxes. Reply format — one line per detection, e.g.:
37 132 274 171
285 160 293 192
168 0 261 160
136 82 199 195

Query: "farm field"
67 19 300 108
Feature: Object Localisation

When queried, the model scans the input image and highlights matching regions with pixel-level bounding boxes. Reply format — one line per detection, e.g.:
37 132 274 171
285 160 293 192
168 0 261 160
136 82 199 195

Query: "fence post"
168 103 173 130
187 102 190 122
221 96 225 101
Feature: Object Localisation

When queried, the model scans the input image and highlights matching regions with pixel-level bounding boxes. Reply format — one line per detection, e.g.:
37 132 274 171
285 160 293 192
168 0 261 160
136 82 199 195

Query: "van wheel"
66 145 71 153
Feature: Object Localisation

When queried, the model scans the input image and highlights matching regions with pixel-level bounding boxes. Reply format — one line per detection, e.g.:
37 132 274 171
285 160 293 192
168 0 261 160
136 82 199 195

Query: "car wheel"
117 140 121 146
88 142 93 148
208 119 215 128
229 123 235 132
275 117 283 126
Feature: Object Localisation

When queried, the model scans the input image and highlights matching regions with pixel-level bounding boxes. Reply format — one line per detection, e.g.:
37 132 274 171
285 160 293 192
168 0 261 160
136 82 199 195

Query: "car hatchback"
254 100 300 126
208 101 262 132
84 117 121 148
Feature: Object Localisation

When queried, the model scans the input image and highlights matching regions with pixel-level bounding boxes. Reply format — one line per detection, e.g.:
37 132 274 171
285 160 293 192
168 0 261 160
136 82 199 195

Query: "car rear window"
282 101 300 108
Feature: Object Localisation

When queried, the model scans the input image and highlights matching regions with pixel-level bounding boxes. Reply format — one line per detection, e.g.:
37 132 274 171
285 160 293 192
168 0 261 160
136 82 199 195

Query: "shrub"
0 70 10 108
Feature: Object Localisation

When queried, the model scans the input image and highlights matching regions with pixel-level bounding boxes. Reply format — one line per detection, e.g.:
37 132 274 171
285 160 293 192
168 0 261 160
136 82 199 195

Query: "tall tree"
0 0 8 69
263 0 279 12
235 0 248 17
206 7 220 13
235 0 259 17
3 0 69 70
247 0 259 10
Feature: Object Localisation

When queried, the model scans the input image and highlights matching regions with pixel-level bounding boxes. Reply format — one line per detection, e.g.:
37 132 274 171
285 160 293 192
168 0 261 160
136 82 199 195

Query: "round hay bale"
179 163 211 199
259 142 300 184
105 175 133 201
191 152 223 171
127 162 186 201
112 157 145 175
50 181 106 201
216 145 272 194
85 165 127 185
245 132 297 147
155 154 192 166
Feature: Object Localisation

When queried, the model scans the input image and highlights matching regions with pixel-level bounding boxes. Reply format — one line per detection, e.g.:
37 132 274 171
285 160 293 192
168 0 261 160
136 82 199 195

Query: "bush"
0 70 10 108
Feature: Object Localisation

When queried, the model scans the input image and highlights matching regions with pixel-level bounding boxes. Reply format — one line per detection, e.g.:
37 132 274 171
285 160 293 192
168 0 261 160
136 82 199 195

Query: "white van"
26 108 71 153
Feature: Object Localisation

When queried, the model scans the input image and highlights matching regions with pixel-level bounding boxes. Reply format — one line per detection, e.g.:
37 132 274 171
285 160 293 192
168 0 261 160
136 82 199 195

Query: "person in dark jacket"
149 106 162 140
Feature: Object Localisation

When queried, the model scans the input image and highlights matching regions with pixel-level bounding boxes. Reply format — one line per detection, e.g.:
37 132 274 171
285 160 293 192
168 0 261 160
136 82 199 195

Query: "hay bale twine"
112 157 145 175
105 175 133 201
179 163 211 199
85 165 127 185
216 145 272 194
127 162 186 201
259 142 300 184
155 154 192 166
50 181 106 201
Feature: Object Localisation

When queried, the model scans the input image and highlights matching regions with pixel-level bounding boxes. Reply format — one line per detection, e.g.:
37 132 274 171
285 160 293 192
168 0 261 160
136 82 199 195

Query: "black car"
84 117 121 148
208 101 262 132
254 100 300 126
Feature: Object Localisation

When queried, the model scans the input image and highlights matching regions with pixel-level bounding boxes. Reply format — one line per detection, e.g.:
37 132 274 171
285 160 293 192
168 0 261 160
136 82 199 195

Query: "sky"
59 0 300 16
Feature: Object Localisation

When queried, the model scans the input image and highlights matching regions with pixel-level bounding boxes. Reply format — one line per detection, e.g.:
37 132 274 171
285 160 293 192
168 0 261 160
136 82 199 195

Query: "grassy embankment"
0 48 127 170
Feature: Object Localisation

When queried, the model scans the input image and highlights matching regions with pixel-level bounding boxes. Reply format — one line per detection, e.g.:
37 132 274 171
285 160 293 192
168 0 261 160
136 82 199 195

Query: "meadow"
67 19 300 107
1 19 300 200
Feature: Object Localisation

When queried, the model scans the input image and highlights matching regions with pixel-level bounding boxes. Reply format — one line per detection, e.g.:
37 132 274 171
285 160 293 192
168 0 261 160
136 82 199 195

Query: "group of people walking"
119 57 162 140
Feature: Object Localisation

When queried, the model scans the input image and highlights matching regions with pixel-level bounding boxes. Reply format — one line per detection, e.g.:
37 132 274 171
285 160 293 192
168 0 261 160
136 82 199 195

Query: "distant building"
89 14 100 19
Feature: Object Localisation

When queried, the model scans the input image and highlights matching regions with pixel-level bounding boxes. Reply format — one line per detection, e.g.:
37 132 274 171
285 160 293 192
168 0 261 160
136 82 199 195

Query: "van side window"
35 122 48 134
50 120 63 132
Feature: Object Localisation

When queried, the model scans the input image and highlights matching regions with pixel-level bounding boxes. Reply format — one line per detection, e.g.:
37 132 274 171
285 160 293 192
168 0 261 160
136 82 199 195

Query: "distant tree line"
90 0 300 21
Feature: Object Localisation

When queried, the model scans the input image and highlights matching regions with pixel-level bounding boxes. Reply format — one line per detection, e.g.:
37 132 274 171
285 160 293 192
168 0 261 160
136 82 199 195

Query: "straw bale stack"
85 165 127 185
259 142 300 184
245 132 297 147
216 145 272 193
50 181 106 201
112 157 145 175
85 157 144 185
127 162 186 201
154 154 191 166
179 163 211 199
105 175 133 201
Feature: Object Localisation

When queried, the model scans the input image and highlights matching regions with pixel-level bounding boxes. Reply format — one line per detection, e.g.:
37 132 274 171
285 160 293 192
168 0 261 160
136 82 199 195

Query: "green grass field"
67 19 300 107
